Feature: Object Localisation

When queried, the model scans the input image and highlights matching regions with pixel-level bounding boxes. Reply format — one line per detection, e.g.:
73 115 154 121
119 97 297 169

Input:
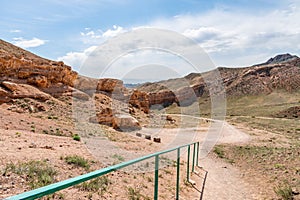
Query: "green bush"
64 155 90 170
73 134 81 141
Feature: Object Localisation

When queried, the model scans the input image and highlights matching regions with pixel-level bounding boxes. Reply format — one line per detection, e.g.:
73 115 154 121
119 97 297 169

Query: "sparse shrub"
64 155 90 170
146 176 153 182
73 134 81 141
213 146 225 158
127 186 143 200
3 161 57 189
111 154 124 164
77 176 111 196
274 182 293 200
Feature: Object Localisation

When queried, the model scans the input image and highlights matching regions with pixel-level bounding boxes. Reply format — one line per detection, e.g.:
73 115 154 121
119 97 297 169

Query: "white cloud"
57 45 97 69
10 29 21 33
59 25 127 69
146 2 300 66
80 25 126 44
102 25 125 38
60 1 300 77
12 37 47 48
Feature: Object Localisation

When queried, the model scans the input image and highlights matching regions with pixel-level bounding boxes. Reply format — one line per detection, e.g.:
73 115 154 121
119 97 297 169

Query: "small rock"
145 135 151 140
29 143 37 148
136 133 142 137
153 137 161 143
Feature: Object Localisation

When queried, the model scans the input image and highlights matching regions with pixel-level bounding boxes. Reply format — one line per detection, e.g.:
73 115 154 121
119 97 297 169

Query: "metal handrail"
6 141 200 200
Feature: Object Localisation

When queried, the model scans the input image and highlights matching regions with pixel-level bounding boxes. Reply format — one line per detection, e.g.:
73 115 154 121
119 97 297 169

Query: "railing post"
176 148 180 200
192 143 196 172
187 145 190 182
154 155 159 200
196 142 199 166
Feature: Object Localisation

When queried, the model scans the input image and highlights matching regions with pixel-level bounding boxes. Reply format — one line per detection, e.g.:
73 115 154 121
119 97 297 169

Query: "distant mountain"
137 54 300 106
255 53 299 66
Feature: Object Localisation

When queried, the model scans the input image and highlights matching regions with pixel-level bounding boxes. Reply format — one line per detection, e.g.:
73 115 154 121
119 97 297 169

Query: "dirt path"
140 120 261 200
197 122 257 199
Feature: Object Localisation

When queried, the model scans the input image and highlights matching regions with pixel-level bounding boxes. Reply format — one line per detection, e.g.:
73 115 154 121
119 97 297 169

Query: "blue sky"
1 0 300 81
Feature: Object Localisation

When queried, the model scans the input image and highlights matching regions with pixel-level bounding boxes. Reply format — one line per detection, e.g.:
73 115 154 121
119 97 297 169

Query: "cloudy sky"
1 0 300 82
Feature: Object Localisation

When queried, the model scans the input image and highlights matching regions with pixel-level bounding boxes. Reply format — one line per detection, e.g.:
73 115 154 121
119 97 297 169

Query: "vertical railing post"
187 145 190 182
192 143 196 172
176 148 180 200
196 142 199 166
154 155 159 200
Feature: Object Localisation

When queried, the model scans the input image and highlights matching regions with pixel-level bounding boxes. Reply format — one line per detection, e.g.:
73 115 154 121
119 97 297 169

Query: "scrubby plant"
274 182 293 200
64 155 90 170
72 134 81 141
213 146 225 158
3 160 57 189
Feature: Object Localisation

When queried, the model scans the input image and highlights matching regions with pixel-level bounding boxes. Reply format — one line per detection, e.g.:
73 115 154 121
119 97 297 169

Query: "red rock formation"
0 39 78 90
149 90 176 107
0 55 77 88
129 90 150 113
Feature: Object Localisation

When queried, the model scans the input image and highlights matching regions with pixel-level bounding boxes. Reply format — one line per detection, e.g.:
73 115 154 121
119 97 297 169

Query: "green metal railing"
6 142 200 200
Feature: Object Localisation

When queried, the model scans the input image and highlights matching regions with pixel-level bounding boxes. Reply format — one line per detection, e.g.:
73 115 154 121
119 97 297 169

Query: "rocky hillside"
1 38 299 125
137 54 300 107
0 39 142 131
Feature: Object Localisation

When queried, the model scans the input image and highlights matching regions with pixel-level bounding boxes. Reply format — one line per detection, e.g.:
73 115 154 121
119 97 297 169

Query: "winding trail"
139 118 261 200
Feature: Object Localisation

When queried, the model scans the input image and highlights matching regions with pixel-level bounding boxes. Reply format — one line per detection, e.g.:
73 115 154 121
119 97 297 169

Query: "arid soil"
0 105 264 200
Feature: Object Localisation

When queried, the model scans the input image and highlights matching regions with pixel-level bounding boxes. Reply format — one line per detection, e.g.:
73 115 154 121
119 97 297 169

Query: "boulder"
153 137 161 143
96 78 124 93
112 114 141 132
89 107 114 126
0 87 11 103
97 78 127 101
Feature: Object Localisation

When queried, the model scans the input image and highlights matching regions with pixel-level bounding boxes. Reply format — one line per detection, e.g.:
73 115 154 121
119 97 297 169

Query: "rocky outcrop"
0 81 51 101
75 76 127 100
129 90 150 113
149 90 176 107
0 39 77 90
0 55 77 88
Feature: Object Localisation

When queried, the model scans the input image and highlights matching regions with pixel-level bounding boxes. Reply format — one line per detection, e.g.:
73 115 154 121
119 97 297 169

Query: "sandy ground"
0 106 263 200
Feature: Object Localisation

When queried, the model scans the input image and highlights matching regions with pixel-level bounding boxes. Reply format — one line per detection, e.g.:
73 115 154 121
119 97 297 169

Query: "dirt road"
139 119 262 200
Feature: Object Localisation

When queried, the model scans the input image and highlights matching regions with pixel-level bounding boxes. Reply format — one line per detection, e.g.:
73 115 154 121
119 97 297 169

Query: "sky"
1 0 300 82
